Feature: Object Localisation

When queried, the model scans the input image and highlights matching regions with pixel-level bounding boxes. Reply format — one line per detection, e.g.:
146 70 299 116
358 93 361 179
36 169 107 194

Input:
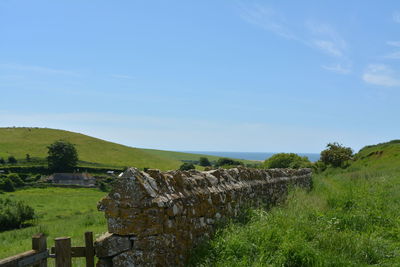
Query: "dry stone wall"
95 167 312 266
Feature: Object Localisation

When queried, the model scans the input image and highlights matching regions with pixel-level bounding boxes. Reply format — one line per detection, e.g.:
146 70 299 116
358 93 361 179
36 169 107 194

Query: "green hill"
0 127 244 170
351 140 400 170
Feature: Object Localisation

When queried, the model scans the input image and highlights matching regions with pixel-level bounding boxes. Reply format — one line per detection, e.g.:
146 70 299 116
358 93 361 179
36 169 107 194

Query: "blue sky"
1 1 399 153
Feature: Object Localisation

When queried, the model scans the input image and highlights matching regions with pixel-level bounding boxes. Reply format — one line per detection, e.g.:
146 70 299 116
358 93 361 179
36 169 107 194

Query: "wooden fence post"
55 237 72 267
84 232 94 267
32 233 47 267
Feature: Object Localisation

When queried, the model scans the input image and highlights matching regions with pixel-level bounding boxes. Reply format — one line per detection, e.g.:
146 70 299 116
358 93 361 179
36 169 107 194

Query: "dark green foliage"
320 142 353 168
0 158 4 164
0 198 35 231
7 173 24 187
179 162 195 171
0 178 15 192
264 153 311 169
199 157 211 167
99 182 109 192
47 140 79 172
25 154 31 162
215 158 243 167
7 156 17 164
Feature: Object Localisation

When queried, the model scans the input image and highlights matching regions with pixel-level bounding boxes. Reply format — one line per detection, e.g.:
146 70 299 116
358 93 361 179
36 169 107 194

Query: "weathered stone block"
95 232 132 258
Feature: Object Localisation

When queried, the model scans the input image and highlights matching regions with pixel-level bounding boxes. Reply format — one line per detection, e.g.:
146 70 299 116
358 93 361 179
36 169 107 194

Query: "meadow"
0 187 107 266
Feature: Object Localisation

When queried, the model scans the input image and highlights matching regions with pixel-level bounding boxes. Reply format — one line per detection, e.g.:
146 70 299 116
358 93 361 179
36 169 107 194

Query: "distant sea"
184 151 320 162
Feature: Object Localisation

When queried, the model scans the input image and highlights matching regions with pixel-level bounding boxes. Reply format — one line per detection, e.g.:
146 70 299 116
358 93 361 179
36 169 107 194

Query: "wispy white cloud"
0 63 78 76
393 11 400 23
237 3 350 73
362 64 400 87
111 74 135 80
387 41 400 47
313 40 343 57
383 51 400 59
322 63 351 74
238 4 298 40
306 21 347 58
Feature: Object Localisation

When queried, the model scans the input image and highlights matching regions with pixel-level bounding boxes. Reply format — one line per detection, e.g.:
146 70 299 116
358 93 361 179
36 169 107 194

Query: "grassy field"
189 141 400 266
0 187 107 266
0 127 252 170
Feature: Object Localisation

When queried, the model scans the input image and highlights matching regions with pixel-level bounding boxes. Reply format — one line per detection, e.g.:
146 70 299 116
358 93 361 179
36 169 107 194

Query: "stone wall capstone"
95 167 312 266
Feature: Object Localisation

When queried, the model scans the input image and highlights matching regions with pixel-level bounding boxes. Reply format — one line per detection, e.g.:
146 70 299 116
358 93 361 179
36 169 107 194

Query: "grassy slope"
189 141 400 266
141 148 256 165
0 187 107 266
0 127 250 170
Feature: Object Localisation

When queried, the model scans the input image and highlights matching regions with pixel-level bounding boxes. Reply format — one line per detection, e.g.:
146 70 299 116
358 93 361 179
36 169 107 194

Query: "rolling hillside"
0 127 243 170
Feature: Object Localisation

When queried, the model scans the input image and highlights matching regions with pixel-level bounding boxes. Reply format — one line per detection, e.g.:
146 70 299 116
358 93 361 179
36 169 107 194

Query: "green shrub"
179 163 195 171
0 178 15 192
199 157 211 167
0 158 5 164
0 198 35 231
264 153 311 169
215 158 243 167
7 156 17 164
7 173 24 187
320 142 353 168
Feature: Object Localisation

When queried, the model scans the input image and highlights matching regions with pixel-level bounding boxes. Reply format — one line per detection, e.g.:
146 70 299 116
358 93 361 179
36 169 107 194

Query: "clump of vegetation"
264 153 311 169
199 157 211 167
7 156 17 164
0 158 5 164
179 162 195 171
215 158 243 168
47 140 79 172
0 198 35 231
320 142 353 168
0 178 15 192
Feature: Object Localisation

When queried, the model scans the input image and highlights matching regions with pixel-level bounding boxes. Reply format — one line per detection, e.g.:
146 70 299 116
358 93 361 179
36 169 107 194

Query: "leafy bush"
0 158 5 164
0 178 15 192
320 142 353 168
215 158 243 167
7 156 17 164
179 163 195 171
0 198 35 231
199 157 211 167
7 173 24 187
264 153 311 169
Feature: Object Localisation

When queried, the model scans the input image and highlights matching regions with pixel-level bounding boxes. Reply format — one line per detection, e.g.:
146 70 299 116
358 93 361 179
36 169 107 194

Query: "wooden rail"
0 232 95 267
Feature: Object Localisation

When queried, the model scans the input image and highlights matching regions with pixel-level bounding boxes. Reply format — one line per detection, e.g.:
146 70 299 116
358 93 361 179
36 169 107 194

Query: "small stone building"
47 173 95 186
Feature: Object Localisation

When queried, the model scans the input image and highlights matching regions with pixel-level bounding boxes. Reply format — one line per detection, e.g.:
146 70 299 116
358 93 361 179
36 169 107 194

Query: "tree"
47 140 78 172
179 162 195 171
0 158 5 164
320 142 353 168
8 156 17 164
264 153 311 169
199 157 211 167
26 154 31 162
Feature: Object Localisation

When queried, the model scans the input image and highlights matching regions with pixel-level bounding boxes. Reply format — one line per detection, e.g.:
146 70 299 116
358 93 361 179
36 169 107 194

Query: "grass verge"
188 167 400 266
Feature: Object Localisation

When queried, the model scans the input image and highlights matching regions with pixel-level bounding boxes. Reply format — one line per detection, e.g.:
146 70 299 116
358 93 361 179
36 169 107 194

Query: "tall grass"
189 168 400 266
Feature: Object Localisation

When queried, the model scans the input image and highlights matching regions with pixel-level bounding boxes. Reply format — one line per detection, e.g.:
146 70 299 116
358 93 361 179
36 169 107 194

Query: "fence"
0 232 94 267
